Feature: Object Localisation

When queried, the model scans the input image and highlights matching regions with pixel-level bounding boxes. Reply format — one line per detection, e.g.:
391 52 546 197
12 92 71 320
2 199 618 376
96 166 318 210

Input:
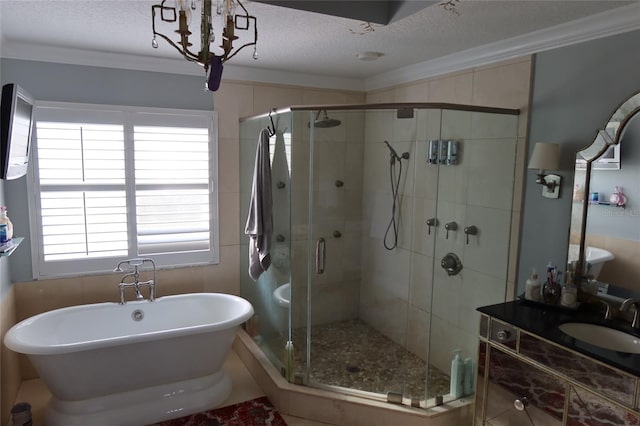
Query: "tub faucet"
115 258 157 304
620 298 640 329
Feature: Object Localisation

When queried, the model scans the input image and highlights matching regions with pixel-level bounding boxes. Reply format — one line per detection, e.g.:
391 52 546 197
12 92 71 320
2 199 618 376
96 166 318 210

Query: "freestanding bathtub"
4 292 254 426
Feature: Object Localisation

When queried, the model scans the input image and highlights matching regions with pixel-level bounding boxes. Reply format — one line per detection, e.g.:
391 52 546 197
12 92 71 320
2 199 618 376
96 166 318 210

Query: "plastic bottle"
0 224 7 244
0 206 13 241
463 358 474 396
449 349 464 398
525 269 541 301
284 340 295 382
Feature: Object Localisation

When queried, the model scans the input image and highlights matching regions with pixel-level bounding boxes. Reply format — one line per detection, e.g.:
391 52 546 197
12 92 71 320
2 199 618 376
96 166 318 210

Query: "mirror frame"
573 91 640 283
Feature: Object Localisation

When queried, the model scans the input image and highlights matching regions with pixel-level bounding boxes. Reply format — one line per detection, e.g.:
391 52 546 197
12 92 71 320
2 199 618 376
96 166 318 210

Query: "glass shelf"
0 237 24 256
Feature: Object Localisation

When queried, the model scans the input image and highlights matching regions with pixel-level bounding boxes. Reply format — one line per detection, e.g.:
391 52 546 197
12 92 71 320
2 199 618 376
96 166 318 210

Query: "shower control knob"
335 180 344 188
426 218 438 235
333 230 342 238
464 225 478 245
440 253 463 276
444 221 457 239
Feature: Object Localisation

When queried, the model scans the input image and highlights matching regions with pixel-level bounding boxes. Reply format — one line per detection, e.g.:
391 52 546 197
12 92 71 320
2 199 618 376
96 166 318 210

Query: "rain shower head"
311 110 341 128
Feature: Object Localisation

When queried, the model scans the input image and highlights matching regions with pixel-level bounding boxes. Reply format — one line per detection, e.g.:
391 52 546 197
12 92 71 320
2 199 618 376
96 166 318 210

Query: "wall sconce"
528 142 561 199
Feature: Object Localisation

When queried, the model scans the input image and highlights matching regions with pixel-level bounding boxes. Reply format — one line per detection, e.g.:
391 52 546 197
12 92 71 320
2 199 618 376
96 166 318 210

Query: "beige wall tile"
218 137 240 194
394 80 429 102
203 245 241 295
302 89 351 105
214 82 254 140
81 274 121 304
1 286 21 426
253 85 304 113
366 89 394 104
219 192 240 246
428 72 473 104
472 59 532 109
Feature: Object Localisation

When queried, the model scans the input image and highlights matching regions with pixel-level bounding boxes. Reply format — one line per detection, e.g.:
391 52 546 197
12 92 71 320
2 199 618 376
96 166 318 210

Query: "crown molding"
2 3 638 93
0 41 364 92
364 2 640 91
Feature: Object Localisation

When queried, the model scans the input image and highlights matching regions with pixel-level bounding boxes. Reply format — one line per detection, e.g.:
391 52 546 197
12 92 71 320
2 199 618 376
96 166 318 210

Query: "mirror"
569 91 640 288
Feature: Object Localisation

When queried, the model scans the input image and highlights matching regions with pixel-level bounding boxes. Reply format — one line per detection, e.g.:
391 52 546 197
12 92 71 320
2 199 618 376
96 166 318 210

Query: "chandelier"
151 0 258 91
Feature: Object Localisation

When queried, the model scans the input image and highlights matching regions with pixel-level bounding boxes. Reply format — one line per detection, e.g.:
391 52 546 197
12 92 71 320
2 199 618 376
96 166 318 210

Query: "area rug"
151 396 287 426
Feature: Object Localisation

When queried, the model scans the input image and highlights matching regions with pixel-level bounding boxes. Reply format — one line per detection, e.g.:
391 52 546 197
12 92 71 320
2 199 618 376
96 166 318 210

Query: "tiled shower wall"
358 109 520 373
363 58 532 373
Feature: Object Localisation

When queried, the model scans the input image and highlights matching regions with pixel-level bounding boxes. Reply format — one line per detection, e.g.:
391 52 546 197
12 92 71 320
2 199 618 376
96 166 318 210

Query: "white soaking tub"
4 292 254 426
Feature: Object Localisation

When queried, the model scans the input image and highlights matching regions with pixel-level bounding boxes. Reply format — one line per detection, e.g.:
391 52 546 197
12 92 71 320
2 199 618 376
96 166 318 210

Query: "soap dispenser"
450 350 464 398
525 269 541 301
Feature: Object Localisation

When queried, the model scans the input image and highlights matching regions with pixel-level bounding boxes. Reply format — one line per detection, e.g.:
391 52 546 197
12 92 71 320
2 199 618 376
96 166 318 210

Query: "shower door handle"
316 238 326 274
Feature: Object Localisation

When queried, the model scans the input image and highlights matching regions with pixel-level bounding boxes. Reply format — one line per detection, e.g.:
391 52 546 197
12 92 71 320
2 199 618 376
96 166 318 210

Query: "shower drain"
346 364 362 373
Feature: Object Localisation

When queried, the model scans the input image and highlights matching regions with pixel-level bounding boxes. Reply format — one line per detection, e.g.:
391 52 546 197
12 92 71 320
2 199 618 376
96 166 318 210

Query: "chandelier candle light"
151 0 258 91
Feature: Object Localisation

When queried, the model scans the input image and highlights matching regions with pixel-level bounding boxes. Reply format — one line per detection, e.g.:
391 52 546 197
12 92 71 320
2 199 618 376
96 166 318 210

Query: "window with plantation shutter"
29 102 218 278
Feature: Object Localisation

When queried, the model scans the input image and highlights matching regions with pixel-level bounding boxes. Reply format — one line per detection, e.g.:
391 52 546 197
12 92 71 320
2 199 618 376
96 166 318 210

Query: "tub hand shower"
114 258 157 304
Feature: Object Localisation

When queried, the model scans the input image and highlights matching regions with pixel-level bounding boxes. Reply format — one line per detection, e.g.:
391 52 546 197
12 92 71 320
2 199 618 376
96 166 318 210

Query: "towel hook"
267 109 276 137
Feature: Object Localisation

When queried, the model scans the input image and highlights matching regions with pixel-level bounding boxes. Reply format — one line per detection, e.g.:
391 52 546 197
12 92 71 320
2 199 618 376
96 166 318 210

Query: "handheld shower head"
384 140 400 161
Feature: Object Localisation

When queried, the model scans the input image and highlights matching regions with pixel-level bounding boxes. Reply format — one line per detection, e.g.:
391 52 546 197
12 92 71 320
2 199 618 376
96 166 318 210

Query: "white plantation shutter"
36 122 128 262
30 103 218 278
134 126 211 255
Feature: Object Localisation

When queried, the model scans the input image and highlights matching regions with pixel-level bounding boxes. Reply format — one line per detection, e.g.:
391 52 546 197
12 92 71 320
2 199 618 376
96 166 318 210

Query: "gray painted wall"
519 29 640 293
0 59 213 284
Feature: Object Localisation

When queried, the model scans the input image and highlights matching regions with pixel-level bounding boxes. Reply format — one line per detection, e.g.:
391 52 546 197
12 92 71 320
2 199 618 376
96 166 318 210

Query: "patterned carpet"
150 397 287 426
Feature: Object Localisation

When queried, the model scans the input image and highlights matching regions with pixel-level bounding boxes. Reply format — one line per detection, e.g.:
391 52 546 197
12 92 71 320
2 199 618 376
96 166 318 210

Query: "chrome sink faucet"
114 258 157 304
620 298 640 329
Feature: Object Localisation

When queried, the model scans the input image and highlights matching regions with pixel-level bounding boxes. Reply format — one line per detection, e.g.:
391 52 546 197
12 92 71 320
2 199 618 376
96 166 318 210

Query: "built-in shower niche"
239 104 519 409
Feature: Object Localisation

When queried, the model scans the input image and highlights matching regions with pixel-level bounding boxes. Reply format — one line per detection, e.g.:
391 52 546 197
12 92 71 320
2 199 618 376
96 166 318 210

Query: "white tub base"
45 370 231 426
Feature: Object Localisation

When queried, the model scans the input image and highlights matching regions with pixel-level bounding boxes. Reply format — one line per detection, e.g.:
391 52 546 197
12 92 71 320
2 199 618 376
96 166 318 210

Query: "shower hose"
384 157 403 250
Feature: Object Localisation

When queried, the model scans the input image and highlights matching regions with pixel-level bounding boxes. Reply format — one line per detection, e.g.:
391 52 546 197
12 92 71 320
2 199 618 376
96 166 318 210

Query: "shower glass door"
426 107 519 406
302 106 428 401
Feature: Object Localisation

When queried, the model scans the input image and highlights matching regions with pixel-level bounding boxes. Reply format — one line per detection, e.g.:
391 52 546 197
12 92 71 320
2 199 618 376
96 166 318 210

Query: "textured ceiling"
0 0 637 82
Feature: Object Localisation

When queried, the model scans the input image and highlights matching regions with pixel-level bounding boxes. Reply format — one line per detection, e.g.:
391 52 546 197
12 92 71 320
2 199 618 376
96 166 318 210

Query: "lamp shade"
528 142 560 170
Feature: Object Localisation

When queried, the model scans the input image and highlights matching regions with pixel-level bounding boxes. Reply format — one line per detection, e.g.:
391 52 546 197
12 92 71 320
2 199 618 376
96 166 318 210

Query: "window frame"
27 101 219 279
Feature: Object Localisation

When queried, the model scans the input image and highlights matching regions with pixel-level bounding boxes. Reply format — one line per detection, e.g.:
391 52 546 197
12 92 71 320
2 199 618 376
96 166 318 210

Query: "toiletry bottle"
449 350 464 398
284 340 295 382
542 262 560 305
525 269 541 301
0 206 12 241
463 358 474 396
561 263 578 308
0 224 7 244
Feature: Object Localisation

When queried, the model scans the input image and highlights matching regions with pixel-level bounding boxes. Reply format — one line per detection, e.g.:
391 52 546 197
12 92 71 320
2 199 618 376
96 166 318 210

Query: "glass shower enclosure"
239 103 519 407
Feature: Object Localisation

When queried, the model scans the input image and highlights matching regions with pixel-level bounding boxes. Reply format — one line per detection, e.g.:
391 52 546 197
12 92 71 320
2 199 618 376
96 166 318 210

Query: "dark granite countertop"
478 300 640 377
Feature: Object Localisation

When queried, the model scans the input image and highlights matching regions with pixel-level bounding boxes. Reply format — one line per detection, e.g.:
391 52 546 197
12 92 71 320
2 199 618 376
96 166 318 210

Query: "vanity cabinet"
475 310 640 426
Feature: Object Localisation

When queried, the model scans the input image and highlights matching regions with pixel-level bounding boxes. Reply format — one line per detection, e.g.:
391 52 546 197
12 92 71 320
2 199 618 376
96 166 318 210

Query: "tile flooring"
12 350 334 426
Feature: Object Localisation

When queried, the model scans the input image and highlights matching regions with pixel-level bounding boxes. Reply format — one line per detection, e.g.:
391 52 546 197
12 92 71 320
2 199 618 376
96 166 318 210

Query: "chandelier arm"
152 3 201 63
222 15 257 63
153 32 201 63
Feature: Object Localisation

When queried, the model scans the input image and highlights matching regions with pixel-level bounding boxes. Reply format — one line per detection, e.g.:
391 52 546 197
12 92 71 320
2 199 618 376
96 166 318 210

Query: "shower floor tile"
264 319 450 400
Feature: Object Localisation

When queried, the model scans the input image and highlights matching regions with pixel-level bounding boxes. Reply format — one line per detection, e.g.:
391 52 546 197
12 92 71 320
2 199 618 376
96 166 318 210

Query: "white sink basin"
273 283 290 308
558 322 640 353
